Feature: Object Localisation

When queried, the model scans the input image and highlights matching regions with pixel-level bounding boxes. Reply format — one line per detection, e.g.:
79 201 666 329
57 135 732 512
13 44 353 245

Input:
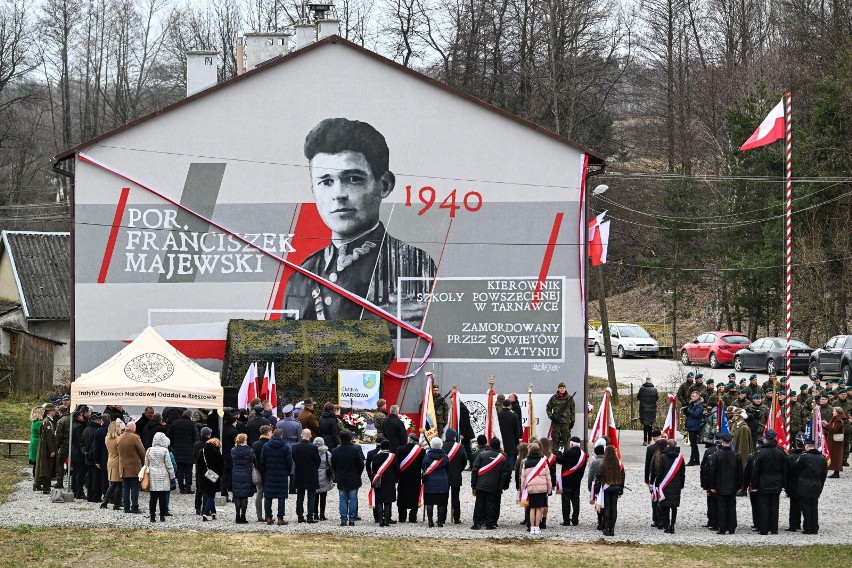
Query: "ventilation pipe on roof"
186 51 218 97
294 0 340 49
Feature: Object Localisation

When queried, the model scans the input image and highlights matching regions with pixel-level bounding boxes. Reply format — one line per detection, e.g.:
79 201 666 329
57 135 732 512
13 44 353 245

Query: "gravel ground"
2 436 846 545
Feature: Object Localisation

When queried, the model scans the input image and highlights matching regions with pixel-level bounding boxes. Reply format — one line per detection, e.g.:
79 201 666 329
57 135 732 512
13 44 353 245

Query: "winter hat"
431 438 443 450
764 429 777 440
313 437 325 447
445 428 457 440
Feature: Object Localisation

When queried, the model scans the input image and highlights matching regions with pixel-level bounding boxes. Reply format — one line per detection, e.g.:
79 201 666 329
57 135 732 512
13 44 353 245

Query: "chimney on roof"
294 0 340 50
186 51 218 97
243 32 291 71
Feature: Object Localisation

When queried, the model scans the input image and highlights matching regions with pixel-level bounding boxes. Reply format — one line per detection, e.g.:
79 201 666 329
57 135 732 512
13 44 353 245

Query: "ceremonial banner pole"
528 384 538 441
784 93 793 450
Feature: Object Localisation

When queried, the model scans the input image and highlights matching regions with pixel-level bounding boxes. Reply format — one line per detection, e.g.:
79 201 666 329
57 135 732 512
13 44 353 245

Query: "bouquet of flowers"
342 412 367 438
399 414 414 432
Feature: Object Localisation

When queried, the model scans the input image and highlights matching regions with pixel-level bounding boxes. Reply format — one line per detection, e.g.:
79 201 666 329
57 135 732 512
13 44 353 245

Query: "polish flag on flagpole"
661 393 679 443
237 362 258 409
260 363 270 402
260 363 278 415
589 387 620 458
588 211 610 267
739 98 785 151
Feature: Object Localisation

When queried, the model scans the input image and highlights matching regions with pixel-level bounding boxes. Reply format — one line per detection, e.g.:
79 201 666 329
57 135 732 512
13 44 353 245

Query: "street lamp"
590 184 618 402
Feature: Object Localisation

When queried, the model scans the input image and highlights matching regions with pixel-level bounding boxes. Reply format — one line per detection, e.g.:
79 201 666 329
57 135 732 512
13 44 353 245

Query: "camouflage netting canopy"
222 319 395 407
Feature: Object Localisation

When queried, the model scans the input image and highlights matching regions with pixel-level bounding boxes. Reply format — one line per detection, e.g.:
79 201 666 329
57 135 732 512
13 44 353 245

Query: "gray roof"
2 232 70 320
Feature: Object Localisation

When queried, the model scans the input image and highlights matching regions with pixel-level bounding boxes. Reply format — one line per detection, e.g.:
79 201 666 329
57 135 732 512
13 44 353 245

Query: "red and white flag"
589 387 620 457
484 384 496 442
765 395 788 451
237 362 258 409
588 211 610 267
260 363 278 415
448 387 461 433
661 393 679 443
739 98 785 151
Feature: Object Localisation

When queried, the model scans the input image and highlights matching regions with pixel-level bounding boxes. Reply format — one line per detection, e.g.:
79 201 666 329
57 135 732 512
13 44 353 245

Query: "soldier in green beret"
722 383 738 408
745 374 760 400
788 390 807 439
745 392 768 439
836 387 852 466
734 389 750 409
704 379 716 403
798 384 812 411
761 372 778 396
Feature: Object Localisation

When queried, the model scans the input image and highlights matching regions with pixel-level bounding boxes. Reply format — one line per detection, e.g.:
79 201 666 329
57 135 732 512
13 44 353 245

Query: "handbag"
325 453 334 481
203 448 220 483
833 433 844 442
252 466 262 485
139 465 150 491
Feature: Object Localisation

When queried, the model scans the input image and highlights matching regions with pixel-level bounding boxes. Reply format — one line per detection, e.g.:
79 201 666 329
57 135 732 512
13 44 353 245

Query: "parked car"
808 335 852 382
733 337 813 374
594 323 659 358
680 331 750 368
587 324 596 350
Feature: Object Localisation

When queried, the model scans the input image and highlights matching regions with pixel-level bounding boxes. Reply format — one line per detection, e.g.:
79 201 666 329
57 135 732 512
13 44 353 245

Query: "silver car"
594 323 659 358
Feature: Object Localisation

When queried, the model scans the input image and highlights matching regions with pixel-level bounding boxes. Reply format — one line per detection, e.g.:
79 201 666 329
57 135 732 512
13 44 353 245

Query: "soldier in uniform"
546 382 575 449
798 385 812 412
788 391 807 439
284 118 436 326
745 375 760 399
676 373 695 408
733 389 750 409
761 372 778 396
704 379 716 402
836 387 852 466
711 383 725 408
35 403 58 494
722 382 738 408
691 374 706 395
432 383 449 436
373 399 388 439
745 392 768 442
816 393 831 422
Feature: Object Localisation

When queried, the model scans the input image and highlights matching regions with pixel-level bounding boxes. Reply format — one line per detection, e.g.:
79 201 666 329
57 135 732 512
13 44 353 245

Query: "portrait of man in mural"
284 118 436 327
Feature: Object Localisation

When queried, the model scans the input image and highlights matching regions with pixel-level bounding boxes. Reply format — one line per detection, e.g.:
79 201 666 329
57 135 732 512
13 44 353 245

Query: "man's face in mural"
309 150 394 241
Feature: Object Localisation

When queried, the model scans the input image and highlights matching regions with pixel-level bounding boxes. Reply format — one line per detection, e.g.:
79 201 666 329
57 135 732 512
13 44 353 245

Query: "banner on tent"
339 370 382 410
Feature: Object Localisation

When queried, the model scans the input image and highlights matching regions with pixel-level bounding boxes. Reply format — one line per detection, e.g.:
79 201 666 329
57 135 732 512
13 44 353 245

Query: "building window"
9 332 18 357
278 38 285 45
204 56 213 65
266 38 273 45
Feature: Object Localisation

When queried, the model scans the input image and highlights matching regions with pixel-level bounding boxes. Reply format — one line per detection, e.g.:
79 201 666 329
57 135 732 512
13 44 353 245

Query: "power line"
600 171 852 184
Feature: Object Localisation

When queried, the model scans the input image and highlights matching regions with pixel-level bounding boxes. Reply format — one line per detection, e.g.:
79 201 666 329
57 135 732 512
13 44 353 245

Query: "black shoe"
150 516 156 523
100 501 108 509
389 519 397 524
759 531 768 535
540 519 546 530
340 522 348 526
437 522 444 527
471 524 482 530
829 472 840 478
298 517 305 523
160 515 166 522
485 525 497 530
129 509 140 514
354 516 362 520
349 521 355 526
561 521 571 526
306 518 317 524
196 508 202 515
707 526 718 531
785 527 798 532
572 519 578 526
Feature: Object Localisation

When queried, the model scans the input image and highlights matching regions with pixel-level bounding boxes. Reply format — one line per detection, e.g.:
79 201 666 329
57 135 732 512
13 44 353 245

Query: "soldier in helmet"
546 382 575 449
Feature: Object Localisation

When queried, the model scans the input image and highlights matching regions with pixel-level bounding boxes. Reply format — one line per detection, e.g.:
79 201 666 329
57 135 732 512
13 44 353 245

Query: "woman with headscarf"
314 436 335 521
422 437 450 527
231 432 255 524
145 431 175 522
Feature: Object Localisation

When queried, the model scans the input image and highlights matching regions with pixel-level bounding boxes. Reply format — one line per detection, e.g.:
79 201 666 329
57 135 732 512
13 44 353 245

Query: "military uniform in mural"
284 224 435 326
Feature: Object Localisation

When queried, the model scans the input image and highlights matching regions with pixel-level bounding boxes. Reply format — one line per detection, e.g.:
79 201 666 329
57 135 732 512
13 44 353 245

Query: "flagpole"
784 92 792 381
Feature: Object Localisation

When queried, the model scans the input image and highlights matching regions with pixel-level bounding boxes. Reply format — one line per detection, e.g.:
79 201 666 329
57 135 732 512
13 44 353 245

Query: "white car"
594 323 659 358
587 324 596 350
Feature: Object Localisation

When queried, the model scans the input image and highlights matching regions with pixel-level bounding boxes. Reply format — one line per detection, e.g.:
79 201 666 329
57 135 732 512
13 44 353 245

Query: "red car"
680 331 751 368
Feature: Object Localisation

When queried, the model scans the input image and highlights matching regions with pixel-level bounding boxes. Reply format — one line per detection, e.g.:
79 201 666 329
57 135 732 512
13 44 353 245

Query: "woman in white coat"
146 432 176 522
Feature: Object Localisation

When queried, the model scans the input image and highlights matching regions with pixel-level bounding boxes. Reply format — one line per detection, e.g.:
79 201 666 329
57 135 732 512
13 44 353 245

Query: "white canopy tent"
71 326 223 409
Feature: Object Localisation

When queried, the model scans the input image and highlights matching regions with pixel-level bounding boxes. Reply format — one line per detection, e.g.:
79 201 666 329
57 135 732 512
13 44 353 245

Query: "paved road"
587 351 813 392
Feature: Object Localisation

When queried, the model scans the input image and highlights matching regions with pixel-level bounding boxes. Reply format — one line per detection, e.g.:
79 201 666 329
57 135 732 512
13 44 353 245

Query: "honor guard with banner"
547 382 576 449
367 440 399 527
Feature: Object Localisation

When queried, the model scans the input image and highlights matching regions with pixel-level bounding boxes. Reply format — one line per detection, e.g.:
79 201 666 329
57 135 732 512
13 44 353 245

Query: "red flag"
765 395 788 451
268 363 277 415
588 211 610 266
589 387 620 458
260 363 270 402
739 99 785 151
661 393 679 443
237 362 258 409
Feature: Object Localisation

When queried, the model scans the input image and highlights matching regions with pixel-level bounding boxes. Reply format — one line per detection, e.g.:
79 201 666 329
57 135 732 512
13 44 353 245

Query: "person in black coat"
395 433 425 522
260 429 294 524
92 417 110 496
795 439 828 534
700 435 720 530
637 378 659 445
365 436 387 524
708 433 743 535
459 401 475 464
196 437 224 521
508 393 523 432
497 400 521 470
442 428 468 525
785 436 805 532
654 441 685 534
751 429 788 535
245 405 270 446
318 403 341 450
193 427 212 515
206 409 220 439
470 437 510 530
251 425 272 522
330 430 365 526
69 410 88 499
291 428 321 522
368 440 400 527
644 431 664 528
143 413 168 450
383 407 407 453
82 413 103 502
743 440 762 529
167 410 199 493
220 415 240 500
555 436 587 526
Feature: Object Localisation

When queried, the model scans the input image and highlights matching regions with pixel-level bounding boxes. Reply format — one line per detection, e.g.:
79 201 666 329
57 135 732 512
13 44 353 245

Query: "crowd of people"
24 377 836 537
